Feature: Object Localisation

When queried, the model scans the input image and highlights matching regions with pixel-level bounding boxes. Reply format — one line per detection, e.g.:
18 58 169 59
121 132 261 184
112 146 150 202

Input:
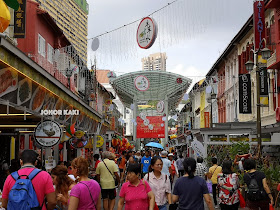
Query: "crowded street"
0 0 280 209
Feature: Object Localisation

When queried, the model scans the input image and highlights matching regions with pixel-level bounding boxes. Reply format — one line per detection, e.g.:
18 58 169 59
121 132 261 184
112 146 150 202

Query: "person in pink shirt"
118 163 155 210
2 149 56 210
68 157 101 210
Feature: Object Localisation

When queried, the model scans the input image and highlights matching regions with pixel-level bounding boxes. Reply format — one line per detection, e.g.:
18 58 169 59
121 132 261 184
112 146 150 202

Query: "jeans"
212 184 218 205
158 204 167 210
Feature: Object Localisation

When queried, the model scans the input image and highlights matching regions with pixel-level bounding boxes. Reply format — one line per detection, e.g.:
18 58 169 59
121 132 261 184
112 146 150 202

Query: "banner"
254 0 265 50
259 67 269 106
14 0 26 38
136 116 165 138
204 112 210 128
239 74 252 114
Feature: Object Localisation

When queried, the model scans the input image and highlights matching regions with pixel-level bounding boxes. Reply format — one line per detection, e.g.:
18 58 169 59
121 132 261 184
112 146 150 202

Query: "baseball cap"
168 153 174 157
161 151 168 156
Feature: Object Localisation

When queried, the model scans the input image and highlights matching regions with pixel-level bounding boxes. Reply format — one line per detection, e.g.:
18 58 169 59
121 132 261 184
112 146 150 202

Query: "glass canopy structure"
110 71 192 149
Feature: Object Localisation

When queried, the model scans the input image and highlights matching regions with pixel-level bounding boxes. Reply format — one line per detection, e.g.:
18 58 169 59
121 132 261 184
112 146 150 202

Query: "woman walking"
172 157 214 210
68 157 101 210
144 157 172 210
51 165 76 209
118 163 155 210
217 160 239 210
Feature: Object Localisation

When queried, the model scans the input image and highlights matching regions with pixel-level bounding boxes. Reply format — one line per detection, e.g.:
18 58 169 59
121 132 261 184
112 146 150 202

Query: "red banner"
136 116 165 138
204 112 210 128
254 0 265 50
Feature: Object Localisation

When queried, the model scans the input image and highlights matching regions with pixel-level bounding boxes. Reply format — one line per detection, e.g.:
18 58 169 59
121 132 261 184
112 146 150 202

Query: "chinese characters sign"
14 0 26 38
136 17 158 49
254 0 265 50
136 116 165 138
134 75 150 91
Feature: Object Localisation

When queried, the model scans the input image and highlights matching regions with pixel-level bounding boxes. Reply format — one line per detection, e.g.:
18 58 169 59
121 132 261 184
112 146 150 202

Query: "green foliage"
229 141 250 160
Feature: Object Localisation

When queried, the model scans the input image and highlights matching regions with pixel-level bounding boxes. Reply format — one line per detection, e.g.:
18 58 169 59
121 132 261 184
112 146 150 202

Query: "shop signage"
239 74 252 114
191 139 206 157
259 67 269 106
136 17 158 49
40 109 80 115
96 135 104 148
14 0 26 38
254 0 265 50
136 116 165 138
156 101 164 113
34 120 62 147
134 75 150 91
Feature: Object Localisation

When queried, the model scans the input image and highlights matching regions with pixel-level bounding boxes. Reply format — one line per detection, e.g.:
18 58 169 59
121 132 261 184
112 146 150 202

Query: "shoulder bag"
79 182 97 210
103 161 118 187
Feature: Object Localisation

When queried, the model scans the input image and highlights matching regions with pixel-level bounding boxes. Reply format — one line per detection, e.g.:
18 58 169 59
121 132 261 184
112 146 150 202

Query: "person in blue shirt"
141 150 151 178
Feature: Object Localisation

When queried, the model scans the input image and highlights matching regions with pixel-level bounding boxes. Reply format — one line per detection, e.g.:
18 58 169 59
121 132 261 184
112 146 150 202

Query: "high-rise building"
34 0 88 62
141 52 167 71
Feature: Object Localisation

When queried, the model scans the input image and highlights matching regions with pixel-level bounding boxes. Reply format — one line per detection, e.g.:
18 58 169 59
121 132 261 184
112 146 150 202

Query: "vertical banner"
254 0 265 50
239 74 252 114
14 0 26 38
204 112 210 128
259 67 269 106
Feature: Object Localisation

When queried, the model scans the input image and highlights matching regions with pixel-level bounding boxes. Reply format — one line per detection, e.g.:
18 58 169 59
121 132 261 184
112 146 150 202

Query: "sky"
87 0 254 87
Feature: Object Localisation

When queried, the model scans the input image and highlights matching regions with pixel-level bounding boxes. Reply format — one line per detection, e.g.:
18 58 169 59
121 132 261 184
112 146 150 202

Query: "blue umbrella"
145 142 164 150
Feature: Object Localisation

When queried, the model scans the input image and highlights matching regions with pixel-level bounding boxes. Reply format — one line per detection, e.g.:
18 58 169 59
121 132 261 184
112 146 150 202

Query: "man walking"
141 150 151 178
161 151 172 182
195 156 208 178
96 151 120 210
2 150 56 210
209 157 222 208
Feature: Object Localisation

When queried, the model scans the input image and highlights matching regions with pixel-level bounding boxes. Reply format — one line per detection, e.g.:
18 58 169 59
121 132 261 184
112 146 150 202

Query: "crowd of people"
0 149 275 210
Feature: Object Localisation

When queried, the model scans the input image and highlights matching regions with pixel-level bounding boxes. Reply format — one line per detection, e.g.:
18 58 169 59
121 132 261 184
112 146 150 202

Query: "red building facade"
17 0 76 92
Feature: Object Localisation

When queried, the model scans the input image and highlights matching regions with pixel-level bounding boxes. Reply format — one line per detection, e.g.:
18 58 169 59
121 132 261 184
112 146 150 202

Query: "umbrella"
145 142 164 150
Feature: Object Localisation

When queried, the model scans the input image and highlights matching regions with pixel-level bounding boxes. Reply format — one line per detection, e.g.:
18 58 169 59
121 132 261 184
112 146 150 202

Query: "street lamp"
245 38 272 159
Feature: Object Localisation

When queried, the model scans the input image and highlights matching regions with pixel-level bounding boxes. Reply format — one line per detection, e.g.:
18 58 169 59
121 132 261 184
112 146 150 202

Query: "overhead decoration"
66 123 76 138
206 86 212 94
91 37 100 51
134 75 149 91
136 17 158 49
34 120 62 148
69 135 88 149
0 0 11 33
183 93 189 100
156 101 164 113
96 135 104 148
4 0 19 10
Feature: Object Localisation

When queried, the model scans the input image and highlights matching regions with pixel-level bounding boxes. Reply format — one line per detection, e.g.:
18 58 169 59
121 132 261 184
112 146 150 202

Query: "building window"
47 44 54 63
38 34 46 57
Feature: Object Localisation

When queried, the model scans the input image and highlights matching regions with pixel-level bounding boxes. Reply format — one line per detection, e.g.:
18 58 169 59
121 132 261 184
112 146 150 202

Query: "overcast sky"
87 0 254 86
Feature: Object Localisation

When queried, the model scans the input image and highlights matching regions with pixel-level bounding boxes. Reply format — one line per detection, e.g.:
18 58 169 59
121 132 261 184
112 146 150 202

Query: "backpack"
247 173 265 201
8 168 42 210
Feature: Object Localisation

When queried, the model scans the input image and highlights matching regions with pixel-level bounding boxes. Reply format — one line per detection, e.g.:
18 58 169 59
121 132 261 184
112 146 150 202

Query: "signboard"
204 112 210 128
254 0 265 50
14 0 26 38
34 120 62 147
259 67 269 106
136 17 158 49
191 140 206 157
134 75 150 91
96 135 104 148
136 116 165 138
156 101 164 113
239 74 252 114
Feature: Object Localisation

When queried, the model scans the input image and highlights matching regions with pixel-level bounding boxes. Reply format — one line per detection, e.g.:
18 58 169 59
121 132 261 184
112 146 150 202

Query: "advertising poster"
136 116 165 138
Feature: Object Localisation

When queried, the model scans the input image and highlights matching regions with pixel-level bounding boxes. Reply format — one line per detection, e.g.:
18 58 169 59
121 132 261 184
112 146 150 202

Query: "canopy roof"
110 71 192 111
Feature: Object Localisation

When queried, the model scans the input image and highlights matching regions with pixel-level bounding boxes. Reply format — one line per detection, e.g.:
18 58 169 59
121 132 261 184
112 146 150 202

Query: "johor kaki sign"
136 116 165 138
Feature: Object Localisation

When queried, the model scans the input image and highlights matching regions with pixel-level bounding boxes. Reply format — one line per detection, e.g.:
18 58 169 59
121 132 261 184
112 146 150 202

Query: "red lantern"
59 143 63 150
112 138 118 147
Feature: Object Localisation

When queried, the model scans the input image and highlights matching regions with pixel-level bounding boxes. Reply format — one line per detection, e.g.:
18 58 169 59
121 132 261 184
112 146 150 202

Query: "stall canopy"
110 71 192 111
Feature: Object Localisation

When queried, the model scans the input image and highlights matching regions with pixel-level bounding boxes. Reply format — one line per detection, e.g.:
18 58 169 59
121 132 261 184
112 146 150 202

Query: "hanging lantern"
125 142 130 150
0 0 11 33
112 138 118 147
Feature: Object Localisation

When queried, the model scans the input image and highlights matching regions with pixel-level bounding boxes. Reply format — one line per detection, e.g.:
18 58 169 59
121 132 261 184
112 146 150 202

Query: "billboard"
259 67 269 106
136 116 165 138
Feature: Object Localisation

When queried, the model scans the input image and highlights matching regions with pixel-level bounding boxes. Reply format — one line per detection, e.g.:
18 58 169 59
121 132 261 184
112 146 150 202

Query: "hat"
161 151 168 156
168 153 174 157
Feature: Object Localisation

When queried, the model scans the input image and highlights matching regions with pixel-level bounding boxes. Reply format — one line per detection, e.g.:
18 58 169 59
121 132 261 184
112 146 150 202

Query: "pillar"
24 134 29 149
133 100 139 150
53 143 59 164
77 148 82 157
164 98 169 148
63 142 67 162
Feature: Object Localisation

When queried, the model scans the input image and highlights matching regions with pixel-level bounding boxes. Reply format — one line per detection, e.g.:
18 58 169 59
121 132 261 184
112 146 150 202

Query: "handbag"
237 189 246 208
79 182 97 210
103 161 118 187
206 180 213 193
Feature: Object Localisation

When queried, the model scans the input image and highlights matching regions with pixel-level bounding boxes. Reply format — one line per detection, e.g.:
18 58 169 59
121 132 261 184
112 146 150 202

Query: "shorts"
101 188 116 200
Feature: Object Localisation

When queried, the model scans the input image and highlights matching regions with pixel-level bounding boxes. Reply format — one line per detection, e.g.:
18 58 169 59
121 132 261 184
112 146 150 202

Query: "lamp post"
245 38 271 158
207 88 216 128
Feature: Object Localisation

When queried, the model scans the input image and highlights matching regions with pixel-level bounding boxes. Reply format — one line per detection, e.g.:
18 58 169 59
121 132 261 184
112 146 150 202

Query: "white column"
77 148 82 157
63 142 67 162
164 99 169 148
24 134 29 149
133 100 139 150
204 134 208 158
53 143 59 164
